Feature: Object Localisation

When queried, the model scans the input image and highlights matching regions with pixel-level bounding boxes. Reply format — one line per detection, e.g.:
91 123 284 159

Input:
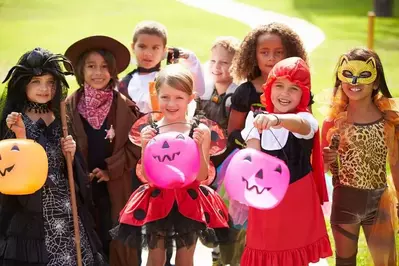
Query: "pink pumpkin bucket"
224 148 290 210
143 132 200 189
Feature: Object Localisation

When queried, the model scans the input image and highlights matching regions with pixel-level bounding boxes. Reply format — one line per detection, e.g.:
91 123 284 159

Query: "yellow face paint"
337 55 377 85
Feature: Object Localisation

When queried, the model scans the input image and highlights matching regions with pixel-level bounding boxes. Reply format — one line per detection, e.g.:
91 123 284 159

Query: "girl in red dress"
240 57 332 266
112 64 232 266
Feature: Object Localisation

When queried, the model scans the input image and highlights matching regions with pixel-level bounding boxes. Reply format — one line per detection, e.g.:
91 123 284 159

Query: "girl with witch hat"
0 47 106 265
64 35 141 266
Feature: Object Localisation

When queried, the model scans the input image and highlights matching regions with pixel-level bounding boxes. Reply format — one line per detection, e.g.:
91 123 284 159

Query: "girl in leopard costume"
322 47 399 266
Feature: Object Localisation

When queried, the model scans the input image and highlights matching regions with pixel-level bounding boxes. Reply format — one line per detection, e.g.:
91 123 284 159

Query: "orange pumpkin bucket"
0 139 48 195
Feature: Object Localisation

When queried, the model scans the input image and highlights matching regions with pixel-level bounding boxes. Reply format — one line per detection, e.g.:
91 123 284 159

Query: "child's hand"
90 168 110 183
178 48 190 60
6 112 26 138
323 147 337 166
253 114 279 132
61 135 76 159
141 127 157 148
192 128 205 146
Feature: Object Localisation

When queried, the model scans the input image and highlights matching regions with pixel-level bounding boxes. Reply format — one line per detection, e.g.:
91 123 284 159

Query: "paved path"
141 240 330 265
143 1 330 264
177 0 325 53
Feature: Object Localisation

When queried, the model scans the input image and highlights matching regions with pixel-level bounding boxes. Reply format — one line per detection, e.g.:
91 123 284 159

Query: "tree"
374 0 394 17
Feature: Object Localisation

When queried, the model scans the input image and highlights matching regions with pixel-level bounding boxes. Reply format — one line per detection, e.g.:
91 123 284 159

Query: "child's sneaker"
212 248 222 266
212 259 222 266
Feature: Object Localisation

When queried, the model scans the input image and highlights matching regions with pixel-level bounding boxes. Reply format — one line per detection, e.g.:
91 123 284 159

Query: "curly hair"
231 23 308 81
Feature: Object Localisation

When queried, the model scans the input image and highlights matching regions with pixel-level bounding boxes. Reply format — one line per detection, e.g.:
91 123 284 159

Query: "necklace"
25 101 50 113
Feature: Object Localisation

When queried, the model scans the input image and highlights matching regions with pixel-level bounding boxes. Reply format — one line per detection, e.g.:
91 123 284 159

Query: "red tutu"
241 173 332 266
113 181 233 249
119 181 229 227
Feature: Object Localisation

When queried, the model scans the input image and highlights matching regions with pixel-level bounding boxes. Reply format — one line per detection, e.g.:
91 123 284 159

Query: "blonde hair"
155 64 194 95
132 20 168 46
211 36 240 55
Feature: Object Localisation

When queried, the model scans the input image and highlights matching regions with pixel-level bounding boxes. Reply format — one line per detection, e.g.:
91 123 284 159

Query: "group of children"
0 19 398 266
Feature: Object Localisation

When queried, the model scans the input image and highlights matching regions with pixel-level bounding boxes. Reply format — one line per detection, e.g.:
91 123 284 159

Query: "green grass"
0 1 398 265
238 1 399 264
0 0 248 89
240 0 399 122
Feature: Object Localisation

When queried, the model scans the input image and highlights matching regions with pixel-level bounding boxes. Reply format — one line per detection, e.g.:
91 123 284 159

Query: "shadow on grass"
375 39 399 51
293 0 398 17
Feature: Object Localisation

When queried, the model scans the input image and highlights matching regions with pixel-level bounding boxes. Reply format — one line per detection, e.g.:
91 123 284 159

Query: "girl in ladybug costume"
111 64 232 266
240 57 332 266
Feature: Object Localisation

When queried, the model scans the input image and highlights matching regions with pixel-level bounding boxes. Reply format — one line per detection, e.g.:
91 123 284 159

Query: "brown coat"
66 88 141 222
66 89 141 266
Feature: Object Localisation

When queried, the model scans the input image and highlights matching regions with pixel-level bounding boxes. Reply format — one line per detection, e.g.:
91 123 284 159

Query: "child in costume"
117 20 204 265
198 36 240 130
225 22 309 262
241 57 332 266
228 22 308 138
322 47 399 266
112 64 232 266
0 47 106 265
118 20 204 114
196 36 241 266
64 36 141 266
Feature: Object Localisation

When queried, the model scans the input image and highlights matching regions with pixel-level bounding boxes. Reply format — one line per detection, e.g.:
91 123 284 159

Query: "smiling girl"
240 57 332 266
65 35 141 266
322 48 399 266
112 64 232 266
0 47 106 266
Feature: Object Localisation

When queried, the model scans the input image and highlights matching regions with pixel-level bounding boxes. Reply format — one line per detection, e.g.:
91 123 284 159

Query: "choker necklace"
25 101 50 114
137 63 161 73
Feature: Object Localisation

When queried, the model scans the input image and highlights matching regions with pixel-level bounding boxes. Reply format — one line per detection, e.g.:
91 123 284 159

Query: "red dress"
241 173 332 266
241 57 332 265
112 120 232 249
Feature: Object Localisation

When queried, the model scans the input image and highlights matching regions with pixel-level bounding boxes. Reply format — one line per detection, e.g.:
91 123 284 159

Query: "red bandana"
77 83 113 129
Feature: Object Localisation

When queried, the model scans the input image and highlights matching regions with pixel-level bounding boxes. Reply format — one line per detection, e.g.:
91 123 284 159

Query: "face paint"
337 55 377 85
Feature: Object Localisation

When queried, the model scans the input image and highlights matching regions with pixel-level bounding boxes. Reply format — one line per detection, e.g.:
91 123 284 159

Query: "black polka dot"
211 131 219 141
204 212 210 223
133 209 146 221
218 210 225 219
151 189 161 197
200 186 209 196
187 189 198 200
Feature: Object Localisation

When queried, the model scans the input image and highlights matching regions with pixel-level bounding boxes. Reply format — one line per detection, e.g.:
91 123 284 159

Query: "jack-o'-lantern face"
224 148 290 210
0 139 48 195
143 132 200 189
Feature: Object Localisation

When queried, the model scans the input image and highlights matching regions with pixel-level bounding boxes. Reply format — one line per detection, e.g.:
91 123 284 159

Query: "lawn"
0 0 398 265
240 0 399 121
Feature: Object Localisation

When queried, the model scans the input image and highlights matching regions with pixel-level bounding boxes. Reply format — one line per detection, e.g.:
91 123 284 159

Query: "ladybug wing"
199 117 227 156
135 159 148 184
119 185 175 226
201 160 216 186
129 112 163 146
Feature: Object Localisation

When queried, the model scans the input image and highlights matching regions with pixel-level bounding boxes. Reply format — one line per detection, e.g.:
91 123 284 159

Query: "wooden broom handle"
60 101 83 266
